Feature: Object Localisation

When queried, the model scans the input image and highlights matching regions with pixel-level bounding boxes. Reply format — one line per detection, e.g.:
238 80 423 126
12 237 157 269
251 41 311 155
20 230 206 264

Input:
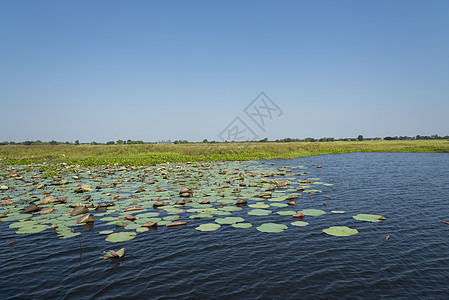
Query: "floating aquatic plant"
105 232 137 242
353 214 385 222
298 209 326 216
323 226 358 236
215 217 244 224
0 159 346 245
256 223 288 233
195 223 221 231
247 209 272 216
291 221 309 226
101 248 125 259
231 222 253 229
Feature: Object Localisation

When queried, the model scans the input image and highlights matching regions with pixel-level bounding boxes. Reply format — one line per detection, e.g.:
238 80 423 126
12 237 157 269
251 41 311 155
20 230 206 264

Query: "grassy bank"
1 140 448 166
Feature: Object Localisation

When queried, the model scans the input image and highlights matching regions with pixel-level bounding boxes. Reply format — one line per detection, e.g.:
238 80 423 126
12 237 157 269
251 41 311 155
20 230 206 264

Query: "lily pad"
291 221 309 227
248 202 270 208
101 247 125 259
215 217 244 224
105 232 137 242
256 223 288 233
269 203 288 207
219 206 242 212
323 226 358 236
99 230 114 235
299 209 326 216
16 224 49 234
58 231 81 239
353 214 385 222
195 223 221 231
247 209 272 216
231 222 253 229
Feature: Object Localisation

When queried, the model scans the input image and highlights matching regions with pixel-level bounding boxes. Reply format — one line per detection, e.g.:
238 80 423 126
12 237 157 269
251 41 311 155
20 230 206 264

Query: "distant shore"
1 140 448 166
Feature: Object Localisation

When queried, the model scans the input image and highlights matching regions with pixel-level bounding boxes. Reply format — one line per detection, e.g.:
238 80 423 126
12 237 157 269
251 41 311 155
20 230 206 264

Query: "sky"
1 0 448 142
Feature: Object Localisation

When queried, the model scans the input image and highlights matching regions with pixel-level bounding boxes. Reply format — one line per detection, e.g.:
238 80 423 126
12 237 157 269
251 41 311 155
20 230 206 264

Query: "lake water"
1 152 449 299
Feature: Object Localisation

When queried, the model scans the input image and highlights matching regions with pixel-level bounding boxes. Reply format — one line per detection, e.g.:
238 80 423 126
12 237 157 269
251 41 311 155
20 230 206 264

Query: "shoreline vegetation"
1 140 448 166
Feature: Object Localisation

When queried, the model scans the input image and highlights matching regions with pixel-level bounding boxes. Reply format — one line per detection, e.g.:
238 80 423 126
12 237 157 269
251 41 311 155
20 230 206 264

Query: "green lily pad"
291 221 309 226
156 220 171 226
247 209 272 216
125 223 141 230
99 230 114 235
213 210 232 216
353 214 385 222
248 202 270 208
105 231 137 242
231 222 252 229
163 215 180 221
215 217 244 224
9 220 37 229
299 209 326 216
136 227 149 232
219 206 242 212
323 226 358 236
267 196 285 202
100 216 118 222
256 223 288 233
58 231 81 239
195 223 221 231
269 203 289 207
15 224 49 234
2 213 33 222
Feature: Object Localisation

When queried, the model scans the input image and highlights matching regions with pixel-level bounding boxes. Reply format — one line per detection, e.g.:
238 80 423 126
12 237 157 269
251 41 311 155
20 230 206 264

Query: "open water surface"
1 152 449 299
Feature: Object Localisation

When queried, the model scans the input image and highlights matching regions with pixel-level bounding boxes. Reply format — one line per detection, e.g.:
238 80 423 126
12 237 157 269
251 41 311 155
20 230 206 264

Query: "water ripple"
1 153 449 299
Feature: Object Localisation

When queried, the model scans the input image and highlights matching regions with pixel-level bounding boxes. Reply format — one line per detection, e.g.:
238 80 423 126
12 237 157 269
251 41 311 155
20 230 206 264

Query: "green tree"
357 135 364 141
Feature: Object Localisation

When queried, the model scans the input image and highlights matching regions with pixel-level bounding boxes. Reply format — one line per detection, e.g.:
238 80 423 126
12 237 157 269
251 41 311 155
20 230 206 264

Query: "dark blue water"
1 153 449 299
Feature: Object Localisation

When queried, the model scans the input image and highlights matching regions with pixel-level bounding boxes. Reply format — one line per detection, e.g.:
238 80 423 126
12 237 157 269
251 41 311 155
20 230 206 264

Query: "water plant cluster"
0 161 386 250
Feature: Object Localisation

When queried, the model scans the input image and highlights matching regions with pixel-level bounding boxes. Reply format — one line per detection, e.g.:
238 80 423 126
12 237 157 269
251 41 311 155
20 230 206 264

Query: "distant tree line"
0 139 147 146
1 134 448 146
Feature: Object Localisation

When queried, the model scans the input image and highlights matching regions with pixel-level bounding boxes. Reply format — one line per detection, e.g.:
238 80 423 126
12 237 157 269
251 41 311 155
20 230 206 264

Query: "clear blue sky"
1 0 448 142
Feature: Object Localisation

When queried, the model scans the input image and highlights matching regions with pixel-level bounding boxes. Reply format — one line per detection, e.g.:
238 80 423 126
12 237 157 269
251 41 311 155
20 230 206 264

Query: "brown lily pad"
166 221 187 227
77 213 96 224
70 206 89 216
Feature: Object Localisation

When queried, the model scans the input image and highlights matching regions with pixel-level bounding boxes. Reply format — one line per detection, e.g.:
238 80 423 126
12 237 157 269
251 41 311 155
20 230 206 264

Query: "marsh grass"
1 140 448 166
